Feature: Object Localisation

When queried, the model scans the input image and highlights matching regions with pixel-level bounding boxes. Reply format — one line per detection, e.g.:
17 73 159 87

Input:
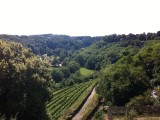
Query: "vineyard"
46 80 96 120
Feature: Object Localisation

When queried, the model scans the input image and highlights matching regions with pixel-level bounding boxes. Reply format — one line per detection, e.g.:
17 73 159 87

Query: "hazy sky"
0 0 160 36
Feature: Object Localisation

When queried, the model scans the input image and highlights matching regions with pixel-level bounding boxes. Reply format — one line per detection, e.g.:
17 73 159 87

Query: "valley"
1 31 160 120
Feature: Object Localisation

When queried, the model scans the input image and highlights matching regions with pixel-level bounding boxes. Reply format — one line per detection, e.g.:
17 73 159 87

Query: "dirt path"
72 87 96 120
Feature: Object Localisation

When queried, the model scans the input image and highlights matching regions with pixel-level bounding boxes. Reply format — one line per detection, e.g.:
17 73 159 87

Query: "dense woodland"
0 31 160 119
0 34 101 61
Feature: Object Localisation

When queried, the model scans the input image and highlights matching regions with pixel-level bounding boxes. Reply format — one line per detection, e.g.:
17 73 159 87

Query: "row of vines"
46 80 95 120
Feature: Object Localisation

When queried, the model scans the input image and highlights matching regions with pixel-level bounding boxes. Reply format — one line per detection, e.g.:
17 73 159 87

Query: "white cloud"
0 0 160 36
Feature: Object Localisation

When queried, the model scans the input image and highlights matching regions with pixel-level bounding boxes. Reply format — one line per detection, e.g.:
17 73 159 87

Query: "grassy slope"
80 68 94 76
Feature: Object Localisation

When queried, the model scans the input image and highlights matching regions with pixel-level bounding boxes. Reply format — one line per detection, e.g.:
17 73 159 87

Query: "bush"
94 110 105 120
124 110 137 120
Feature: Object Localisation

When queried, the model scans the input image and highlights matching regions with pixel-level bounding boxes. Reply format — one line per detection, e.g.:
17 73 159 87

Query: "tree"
98 63 149 106
60 67 70 78
108 53 120 64
68 61 80 73
138 33 146 41
75 54 85 66
51 69 64 82
51 56 60 66
127 90 155 107
0 40 51 120
157 31 160 36
146 32 153 40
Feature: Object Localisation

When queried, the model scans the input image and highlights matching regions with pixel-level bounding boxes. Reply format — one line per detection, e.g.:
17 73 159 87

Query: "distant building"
151 89 158 99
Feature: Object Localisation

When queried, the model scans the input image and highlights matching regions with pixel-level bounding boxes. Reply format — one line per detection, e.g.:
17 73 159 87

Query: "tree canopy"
97 40 160 106
0 40 51 120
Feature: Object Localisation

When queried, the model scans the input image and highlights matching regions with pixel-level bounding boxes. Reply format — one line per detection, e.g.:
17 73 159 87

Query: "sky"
0 0 160 36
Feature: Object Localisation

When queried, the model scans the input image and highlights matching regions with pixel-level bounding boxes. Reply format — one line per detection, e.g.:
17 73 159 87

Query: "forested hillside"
66 31 160 107
68 31 160 107
68 32 160 70
98 41 160 106
0 34 101 59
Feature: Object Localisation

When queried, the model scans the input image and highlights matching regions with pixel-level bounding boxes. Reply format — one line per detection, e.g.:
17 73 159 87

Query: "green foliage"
68 61 80 73
124 110 137 120
98 63 149 105
1 31 160 119
127 90 155 107
93 110 105 120
51 69 64 82
72 39 140 70
80 68 94 77
0 34 101 58
51 61 85 87
51 56 60 66
0 40 51 120
98 40 160 106
66 31 160 71
46 80 94 120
